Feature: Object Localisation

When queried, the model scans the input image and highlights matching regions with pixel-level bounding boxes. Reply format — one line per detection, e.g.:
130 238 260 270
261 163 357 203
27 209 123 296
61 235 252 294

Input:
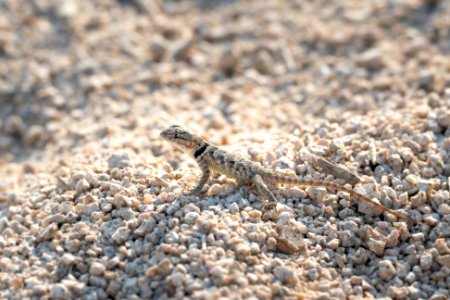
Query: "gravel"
1 0 450 299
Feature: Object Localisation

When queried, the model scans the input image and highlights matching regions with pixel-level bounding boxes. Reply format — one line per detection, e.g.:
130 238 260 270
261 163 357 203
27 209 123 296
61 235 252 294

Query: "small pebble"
378 260 396 280
89 262 106 276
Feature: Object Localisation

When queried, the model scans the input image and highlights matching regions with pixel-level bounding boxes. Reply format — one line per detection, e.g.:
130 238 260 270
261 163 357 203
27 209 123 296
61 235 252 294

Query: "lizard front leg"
185 159 210 196
252 174 279 220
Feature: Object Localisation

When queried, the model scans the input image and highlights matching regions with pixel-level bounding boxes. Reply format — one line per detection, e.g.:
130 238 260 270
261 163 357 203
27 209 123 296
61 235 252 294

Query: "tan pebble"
307 187 327 202
45 213 66 225
84 193 96 204
81 203 99 215
146 258 173 277
75 179 90 194
277 237 301 254
60 253 77 266
109 183 121 195
24 125 45 146
160 192 169 202
273 266 298 286
388 286 409 299
367 238 385 256
9 220 27 234
356 48 384 69
248 210 262 219
135 220 156 237
434 238 450 255
4 115 24 136
235 243 251 257
10 277 23 289
196 216 217 233
143 194 153 204
250 242 260 255
288 187 306 199
326 239 339 250
37 223 57 242
65 239 80 252
154 176 169 188
208 183 223 196
0 257 12 271
267 237 277 250
378 260 396 280
89 262 106 276
438 203 450 216
385 230 399 248
436 255 450 268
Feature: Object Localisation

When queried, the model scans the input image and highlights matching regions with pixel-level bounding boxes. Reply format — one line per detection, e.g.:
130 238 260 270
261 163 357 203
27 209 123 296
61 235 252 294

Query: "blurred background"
0 0 449 185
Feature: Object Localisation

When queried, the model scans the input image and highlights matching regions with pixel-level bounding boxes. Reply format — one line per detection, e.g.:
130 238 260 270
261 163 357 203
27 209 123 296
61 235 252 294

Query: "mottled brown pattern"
160 125 416 224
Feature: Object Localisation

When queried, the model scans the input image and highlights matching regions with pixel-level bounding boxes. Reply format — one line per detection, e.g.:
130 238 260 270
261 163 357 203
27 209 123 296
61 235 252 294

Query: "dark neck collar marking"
194 143 208 158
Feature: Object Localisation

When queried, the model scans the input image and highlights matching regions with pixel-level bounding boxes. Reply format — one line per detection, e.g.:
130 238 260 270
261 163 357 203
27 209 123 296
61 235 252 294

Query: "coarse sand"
0 0 450 299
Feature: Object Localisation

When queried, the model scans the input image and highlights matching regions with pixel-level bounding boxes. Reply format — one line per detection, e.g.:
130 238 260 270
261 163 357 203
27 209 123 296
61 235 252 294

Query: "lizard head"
160 125 203 156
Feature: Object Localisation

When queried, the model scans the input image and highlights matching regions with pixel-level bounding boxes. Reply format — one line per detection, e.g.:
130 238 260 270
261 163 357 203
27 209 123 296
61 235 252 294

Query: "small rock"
146 258 173 277
135 219 156 237
438 203 450 216
196 215 217 233
307 187 327 202
219 48 239 75
378 260 396 280
49 284 70 300
420 253 433 271
356 48 384 69
405 272 416 283
184 211 199 224
277 237 301 254
101 202 113 213
108 153 130 169
436 255 450 268
24 125 45 146
417 69 434 90
326 239 340 250
235 242 251 257
385 230 400 248
367 238 385 255
60 253 78 266
4 115 24 136
248 210 262 219
76 179 90 194
340 230 356 247
37 223 57 242
273 266 298 286
111 227 130 244
434 238 450 254
388 286 409 299
89 262 106 276
208 183 222 196
171 272 184 287
45 213 66 225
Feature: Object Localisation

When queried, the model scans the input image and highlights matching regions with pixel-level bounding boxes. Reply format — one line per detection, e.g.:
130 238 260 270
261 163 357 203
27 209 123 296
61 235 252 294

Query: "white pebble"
89 262 106 276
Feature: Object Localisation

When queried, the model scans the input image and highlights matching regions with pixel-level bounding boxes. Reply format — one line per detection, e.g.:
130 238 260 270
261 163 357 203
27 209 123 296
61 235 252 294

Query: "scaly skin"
160 125 416 224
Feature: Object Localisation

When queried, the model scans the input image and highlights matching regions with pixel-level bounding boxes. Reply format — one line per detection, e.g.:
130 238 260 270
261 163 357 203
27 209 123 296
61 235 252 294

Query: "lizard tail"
263 171 416 224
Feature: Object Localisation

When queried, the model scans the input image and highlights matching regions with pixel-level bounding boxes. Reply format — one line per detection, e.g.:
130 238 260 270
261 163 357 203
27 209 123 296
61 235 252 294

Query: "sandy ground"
1 0 450 299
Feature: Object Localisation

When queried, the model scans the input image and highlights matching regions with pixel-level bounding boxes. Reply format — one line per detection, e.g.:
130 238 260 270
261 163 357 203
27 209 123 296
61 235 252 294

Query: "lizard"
160 125 416 224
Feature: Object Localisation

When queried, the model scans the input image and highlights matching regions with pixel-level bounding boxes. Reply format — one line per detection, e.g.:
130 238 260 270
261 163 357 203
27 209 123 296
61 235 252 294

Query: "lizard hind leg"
252 174 278 212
